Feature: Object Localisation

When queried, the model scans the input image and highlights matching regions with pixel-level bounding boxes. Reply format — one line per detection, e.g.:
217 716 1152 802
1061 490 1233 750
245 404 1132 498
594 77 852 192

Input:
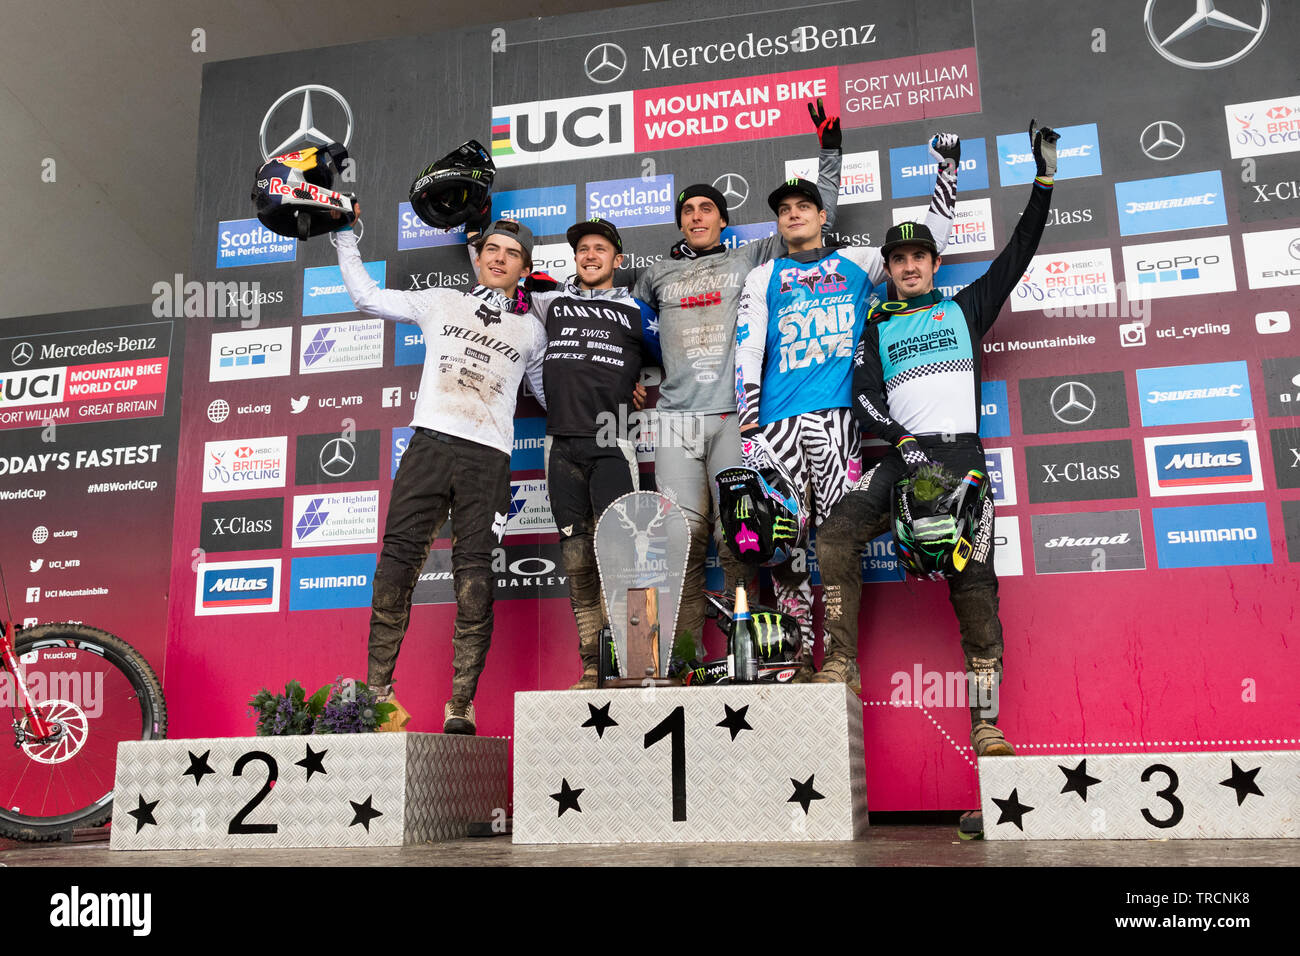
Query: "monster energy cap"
766 177 822 213
880 221 938 259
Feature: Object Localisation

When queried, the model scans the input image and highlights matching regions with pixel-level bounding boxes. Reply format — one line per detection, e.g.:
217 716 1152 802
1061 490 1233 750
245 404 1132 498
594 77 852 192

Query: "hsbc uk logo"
491 92 634 168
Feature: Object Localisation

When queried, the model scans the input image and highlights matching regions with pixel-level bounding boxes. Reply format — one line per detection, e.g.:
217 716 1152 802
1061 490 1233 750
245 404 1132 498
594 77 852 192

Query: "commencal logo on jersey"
778 259 847 295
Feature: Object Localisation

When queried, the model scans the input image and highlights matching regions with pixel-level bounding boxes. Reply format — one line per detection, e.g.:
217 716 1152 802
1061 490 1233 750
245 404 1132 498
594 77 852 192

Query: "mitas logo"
491 92 634 168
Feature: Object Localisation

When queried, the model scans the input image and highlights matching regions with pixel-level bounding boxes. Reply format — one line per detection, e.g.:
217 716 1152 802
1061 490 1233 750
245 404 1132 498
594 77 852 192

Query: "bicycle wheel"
0 623 167 841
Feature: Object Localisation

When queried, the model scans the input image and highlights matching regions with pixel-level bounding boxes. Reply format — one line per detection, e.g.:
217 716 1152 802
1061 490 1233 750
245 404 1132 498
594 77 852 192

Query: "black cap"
767 178 823 214
565 217 623 252
675 184 729 227
880 221 939 259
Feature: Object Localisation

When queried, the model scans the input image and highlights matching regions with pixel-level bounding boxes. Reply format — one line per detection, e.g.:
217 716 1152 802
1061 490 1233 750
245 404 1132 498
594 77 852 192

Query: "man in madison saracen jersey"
816 121 1059 756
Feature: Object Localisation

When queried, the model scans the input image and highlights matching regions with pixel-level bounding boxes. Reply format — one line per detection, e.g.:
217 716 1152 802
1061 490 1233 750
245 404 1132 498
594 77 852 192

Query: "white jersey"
335 229 546 457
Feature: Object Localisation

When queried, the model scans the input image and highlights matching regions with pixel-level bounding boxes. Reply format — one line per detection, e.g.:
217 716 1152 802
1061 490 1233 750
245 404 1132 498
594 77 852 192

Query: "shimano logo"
1166 527 1257 544
299 574 366 589
1146 385 1242 403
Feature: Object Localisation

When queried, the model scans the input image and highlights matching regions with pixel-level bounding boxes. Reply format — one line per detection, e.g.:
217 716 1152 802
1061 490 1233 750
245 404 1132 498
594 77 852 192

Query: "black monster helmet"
251 142 356 240
892 465 990 581
715 465 806 567
408 140 495 229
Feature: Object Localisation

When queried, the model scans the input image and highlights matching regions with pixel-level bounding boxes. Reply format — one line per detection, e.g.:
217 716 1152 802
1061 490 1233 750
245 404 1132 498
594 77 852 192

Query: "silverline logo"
50 885 151 936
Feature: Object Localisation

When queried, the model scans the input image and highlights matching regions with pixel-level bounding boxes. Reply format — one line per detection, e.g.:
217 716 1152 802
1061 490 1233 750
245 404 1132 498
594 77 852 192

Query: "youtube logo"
1257 312 1290 334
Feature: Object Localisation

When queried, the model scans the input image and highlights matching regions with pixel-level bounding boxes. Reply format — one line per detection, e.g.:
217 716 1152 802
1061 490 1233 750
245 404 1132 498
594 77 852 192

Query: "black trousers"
367 429 510 704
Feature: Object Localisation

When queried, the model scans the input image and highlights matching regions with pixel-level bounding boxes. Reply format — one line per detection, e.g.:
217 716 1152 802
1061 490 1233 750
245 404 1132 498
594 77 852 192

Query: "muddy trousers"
545 435 640 669
367 428 510 705
815 434 1004 725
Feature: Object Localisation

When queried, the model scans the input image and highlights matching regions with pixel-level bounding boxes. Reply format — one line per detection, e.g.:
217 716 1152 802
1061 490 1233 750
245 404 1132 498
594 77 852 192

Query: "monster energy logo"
772 515 797 541
898 223 915 240
785 178 798 186
752 612 782 657
734 498 751 521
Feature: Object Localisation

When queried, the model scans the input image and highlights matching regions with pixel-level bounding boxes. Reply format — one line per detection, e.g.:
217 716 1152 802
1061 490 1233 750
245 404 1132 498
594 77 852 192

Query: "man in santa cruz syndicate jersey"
336 210 547 736
815 122 1059 756
733 133 960 683
630 99 842 658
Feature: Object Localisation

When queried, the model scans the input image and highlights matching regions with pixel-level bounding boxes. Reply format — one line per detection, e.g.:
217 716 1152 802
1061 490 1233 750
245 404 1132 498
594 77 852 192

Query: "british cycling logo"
1225 94 1300 158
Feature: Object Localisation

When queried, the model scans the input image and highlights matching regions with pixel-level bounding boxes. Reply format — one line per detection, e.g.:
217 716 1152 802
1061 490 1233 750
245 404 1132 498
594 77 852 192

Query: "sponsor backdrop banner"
0 305 183 677
169 0 1300 811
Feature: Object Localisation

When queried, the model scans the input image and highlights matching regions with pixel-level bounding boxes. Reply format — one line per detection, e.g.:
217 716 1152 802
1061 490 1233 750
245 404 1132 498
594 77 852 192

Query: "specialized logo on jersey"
777 258 847 295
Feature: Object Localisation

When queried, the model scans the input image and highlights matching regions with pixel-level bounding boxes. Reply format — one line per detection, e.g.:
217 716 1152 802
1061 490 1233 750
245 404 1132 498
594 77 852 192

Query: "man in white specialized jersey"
632 100 843 660
734 133 960 684
335 209 546 735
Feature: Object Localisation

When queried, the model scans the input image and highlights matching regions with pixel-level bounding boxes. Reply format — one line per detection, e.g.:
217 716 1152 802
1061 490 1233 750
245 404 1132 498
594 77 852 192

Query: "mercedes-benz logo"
1288 238 1300 260
319 437 356 478
713 173 749 209
11 342 34 367
1140 121 1186 160
1144 1 1268 70
584 42 627 84
1050 381 1098 425
259 84 354 162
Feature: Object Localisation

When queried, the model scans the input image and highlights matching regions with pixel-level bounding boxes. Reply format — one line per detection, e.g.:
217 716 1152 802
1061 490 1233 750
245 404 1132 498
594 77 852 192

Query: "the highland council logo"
259 84 354 160
585 43 627 83
1144 0 1269 71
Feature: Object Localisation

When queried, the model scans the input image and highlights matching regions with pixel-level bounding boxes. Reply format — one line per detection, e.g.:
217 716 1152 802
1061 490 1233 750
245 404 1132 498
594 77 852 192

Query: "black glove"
896 436 937 477
465 197 493 236
1030 119 1060 179
808 98 841 150
928 133 961 179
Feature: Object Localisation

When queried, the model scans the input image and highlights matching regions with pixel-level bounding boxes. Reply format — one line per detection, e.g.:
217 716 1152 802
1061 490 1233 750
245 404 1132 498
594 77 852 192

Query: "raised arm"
735 262 774 431
334 221 426 324
953 122 1057 337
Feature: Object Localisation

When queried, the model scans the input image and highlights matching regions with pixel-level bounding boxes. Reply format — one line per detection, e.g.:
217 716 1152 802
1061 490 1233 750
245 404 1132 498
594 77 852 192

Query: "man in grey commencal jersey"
632 100 844 657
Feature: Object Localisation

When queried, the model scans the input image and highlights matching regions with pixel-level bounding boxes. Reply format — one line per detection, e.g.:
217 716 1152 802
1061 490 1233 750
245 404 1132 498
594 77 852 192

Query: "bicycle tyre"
0 623 167 842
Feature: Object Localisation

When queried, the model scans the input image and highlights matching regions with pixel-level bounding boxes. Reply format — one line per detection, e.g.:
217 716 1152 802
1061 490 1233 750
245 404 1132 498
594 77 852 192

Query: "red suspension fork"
1 620 54 740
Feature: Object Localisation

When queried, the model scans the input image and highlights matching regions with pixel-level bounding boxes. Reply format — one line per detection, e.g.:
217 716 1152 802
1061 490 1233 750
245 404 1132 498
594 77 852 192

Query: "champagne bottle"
729 584 758 684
